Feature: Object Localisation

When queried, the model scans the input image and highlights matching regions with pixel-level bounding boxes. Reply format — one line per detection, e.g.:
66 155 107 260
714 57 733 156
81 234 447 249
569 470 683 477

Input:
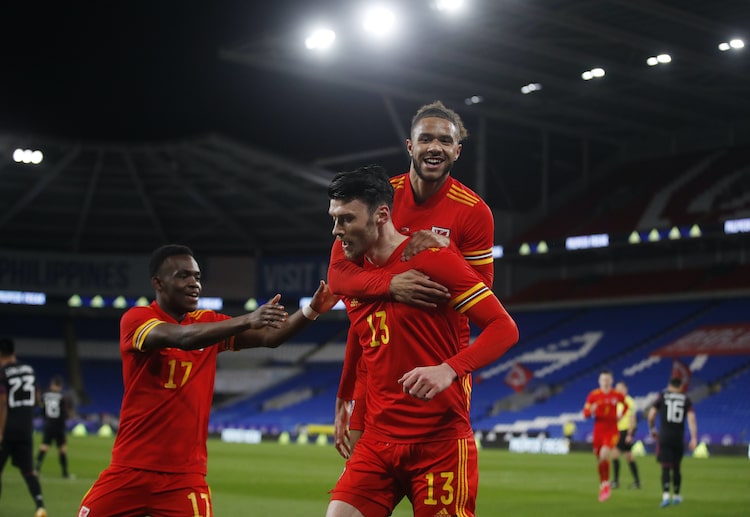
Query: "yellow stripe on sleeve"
133 318 165 351
450 283 492 313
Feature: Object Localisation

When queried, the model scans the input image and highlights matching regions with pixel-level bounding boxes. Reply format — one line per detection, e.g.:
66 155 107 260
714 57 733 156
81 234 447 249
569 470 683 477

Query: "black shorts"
0 438 35 473
656 440 684 466
42 426 67 447
616 430 633 452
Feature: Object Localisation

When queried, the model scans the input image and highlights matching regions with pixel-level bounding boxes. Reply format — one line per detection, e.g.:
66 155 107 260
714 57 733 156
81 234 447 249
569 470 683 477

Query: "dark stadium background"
1 0 749 455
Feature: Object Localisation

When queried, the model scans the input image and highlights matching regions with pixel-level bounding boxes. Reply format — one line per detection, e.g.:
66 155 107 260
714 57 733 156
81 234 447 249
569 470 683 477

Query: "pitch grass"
4 435 749 516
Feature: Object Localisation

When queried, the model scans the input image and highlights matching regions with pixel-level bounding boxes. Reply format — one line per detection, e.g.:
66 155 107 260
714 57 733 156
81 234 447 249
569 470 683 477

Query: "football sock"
598 459 610 482
629 460 640 484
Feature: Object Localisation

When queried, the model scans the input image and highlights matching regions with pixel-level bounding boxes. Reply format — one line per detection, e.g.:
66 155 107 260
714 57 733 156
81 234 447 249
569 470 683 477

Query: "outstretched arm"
235 281 340 349
329 240 450 308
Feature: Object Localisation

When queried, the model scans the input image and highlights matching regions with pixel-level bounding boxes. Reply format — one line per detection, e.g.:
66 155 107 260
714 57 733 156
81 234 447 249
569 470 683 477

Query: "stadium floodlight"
581 68 604 80
719 38 745 51
628 231 641 244
647 54 671 66
521 83 542 94
362 5 396 38
536 241 549 254
244 298 258 312
136 296 149 306
68 294 83 308
464 95 484 105
305 28 336 51
519 243 531 255
648 228 661 242
12 148 44 165
492 245 504 259
668 226 681 240
689 224 702 238
113 296 127 309
90 295 105 308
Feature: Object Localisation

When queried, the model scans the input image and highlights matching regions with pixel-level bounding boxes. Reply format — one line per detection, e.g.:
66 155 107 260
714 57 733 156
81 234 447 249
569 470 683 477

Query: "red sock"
598 460 610 482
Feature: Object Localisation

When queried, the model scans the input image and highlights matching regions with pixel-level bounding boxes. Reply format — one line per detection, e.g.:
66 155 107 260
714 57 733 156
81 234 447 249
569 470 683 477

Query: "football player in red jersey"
78 244 339 517
582 369 632 502
325 166 517 517
329 101 495 459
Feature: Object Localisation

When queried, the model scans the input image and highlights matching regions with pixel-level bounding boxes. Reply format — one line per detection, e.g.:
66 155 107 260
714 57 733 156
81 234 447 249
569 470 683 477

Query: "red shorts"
592 425 619 456
77 465 211 517
330 435 478 517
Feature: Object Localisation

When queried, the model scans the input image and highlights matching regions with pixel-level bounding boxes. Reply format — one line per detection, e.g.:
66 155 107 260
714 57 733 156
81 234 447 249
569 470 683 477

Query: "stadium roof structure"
1 0 749 256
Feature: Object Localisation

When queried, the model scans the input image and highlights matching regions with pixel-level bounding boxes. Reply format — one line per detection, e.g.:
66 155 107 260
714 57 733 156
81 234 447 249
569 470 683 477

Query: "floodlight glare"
730 38 745 49
719 42 731 51
13 148 24 162
657 53 671 63
591 67 605 78
435 0 464 11
305 28 336 50
581 70 593 80
30 150 43 164
363 6 396 37
646 56 659 66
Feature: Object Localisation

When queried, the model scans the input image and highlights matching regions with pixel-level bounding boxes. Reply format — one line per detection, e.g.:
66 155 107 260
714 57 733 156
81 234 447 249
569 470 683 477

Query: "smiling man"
327 101 496 459
78 244 339 517
324 165 517 517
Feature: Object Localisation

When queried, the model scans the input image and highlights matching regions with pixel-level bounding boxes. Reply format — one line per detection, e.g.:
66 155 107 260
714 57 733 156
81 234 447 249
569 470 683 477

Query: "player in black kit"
36 375 72 477
647 377 698 508
0 337 47 517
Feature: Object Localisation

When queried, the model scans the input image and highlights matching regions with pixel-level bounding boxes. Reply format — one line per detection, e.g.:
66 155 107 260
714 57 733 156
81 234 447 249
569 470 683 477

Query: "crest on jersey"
432 226 450 237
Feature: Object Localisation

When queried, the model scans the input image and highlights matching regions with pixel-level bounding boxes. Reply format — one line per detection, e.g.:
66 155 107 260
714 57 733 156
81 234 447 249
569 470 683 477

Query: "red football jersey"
583 388 627 429
344 241 517 443
110 301 233 475
328 173 495 298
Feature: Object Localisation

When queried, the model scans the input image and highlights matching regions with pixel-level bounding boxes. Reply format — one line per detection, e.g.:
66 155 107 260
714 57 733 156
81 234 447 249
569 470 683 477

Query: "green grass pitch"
4 434 749 516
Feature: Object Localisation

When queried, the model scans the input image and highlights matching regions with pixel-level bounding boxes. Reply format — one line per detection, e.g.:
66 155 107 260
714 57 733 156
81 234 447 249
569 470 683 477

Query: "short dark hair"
328 165 394 212
411 100 468 141
149 244 194 278
51 375 64 387
600 369 613 376
669 377 683 388
0 337 15 356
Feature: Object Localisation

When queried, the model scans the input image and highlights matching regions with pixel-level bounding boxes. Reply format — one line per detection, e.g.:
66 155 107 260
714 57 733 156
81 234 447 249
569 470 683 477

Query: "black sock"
36 450 46 470
613 459 620 482
629 460 640 484
60 452 69 476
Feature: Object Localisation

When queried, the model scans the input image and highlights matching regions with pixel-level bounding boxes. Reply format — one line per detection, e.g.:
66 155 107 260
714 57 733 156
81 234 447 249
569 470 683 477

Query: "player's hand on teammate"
246 294 287 329
398 363 457 401
390 270 450 309
333 397 353 459
309 280 341 315
401 230 450 261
